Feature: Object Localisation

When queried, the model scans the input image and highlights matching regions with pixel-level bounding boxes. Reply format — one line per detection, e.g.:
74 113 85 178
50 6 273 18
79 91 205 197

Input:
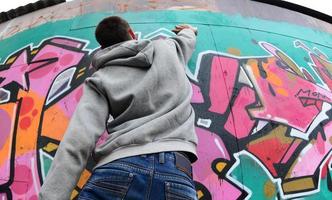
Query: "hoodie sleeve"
39 72 109 200
169 28 196 64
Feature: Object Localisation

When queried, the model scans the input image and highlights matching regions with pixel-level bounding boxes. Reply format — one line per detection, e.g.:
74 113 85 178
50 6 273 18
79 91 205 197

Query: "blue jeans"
78 152 198 200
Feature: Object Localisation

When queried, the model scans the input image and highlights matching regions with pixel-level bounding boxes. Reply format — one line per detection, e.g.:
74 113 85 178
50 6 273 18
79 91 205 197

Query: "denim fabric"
78 152 198 200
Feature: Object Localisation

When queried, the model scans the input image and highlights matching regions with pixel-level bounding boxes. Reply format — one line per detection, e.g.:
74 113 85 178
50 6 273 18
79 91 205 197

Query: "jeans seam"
145 156 155 200
104 162 150 175
89 182 127 195
119 161 152 173
155 172 193 186
89 175 132 183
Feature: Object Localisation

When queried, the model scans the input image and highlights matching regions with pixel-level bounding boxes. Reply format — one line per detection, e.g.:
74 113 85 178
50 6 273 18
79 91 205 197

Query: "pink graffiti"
0 37 90 199
280 141 301 164
0 50 30 89
191 83 204 103
290 121 332 178
209 56 239 115
224 86 256 138
193 127 246 199
9 151 39 199
247 43 332 135
192 40 332 198
309 53 332 91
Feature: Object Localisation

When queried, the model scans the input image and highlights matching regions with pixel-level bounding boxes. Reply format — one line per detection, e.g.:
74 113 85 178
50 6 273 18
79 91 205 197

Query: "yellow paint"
277 51 304 78
31 49 39 55
6 57 16 64
197 190 204 199
70 189 79 200
42 142 58 153
263 180 276 198
76 72 85 79
276 88 289 96
216 161 227 172
79 68 85 73
248 125 292 145
77 169 92 189
282 177 315 193
317 56 332 76
227 48 241 56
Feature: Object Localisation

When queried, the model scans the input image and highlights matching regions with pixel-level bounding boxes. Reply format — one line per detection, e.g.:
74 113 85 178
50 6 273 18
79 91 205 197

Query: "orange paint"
247 59 259 77
41 105 69 141
15 91 43 156
0 89 71 164
0 140 11 167
262 60 283 87
77 169 91 188
276 88 289 96
0 103 17 167
227 48 241 56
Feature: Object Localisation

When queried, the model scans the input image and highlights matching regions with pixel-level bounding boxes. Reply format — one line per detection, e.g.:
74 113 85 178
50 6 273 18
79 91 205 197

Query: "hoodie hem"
94 140 197 169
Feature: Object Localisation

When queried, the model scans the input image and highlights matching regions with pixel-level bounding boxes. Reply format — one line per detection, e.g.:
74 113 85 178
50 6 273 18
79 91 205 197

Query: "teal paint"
41 152 53 180
0 10 332 200
231 155 278 200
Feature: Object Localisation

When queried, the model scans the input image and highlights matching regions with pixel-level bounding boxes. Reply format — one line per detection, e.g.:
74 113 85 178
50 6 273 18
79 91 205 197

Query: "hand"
172 24 198 35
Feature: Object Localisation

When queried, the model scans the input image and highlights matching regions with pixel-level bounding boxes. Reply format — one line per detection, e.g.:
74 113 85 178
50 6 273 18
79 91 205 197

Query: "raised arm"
169 24 197 64
39 72 109 200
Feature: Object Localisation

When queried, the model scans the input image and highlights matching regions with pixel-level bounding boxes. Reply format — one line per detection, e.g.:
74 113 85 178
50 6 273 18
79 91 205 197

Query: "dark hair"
95 16 132 49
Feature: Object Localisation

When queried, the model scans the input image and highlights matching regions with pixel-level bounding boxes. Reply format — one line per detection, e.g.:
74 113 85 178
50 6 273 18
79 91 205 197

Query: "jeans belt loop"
159 152 165 164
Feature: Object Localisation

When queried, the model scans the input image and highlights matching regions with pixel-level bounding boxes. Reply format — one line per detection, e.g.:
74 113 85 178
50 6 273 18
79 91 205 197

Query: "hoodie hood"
92 39 154 70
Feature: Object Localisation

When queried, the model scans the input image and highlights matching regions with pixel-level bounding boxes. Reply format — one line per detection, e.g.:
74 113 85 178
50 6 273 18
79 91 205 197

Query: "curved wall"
0 0 332 199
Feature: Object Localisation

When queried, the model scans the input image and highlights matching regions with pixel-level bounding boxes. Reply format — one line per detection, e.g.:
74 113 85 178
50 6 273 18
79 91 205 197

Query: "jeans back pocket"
165 181 198 200
79 168 134 200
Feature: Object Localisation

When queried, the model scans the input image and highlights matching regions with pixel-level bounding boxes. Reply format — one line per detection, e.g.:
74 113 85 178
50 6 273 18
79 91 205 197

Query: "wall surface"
0 0 332 199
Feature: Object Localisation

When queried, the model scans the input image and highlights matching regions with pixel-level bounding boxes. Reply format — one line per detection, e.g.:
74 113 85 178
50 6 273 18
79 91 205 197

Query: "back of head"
95 16 132 49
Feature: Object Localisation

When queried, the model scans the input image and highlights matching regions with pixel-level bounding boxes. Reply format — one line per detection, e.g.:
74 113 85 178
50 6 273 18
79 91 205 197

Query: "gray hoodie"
39 28 198 200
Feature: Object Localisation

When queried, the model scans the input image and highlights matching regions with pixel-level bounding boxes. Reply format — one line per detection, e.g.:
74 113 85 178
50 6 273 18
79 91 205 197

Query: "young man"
39 16 198 200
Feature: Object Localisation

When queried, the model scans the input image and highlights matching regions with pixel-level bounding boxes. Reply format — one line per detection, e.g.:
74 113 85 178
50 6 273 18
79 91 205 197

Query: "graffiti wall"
191 40 332 199
0 9 332 200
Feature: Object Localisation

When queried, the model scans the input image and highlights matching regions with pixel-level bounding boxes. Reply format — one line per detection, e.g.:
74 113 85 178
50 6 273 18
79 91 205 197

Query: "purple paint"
0 109 11 149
